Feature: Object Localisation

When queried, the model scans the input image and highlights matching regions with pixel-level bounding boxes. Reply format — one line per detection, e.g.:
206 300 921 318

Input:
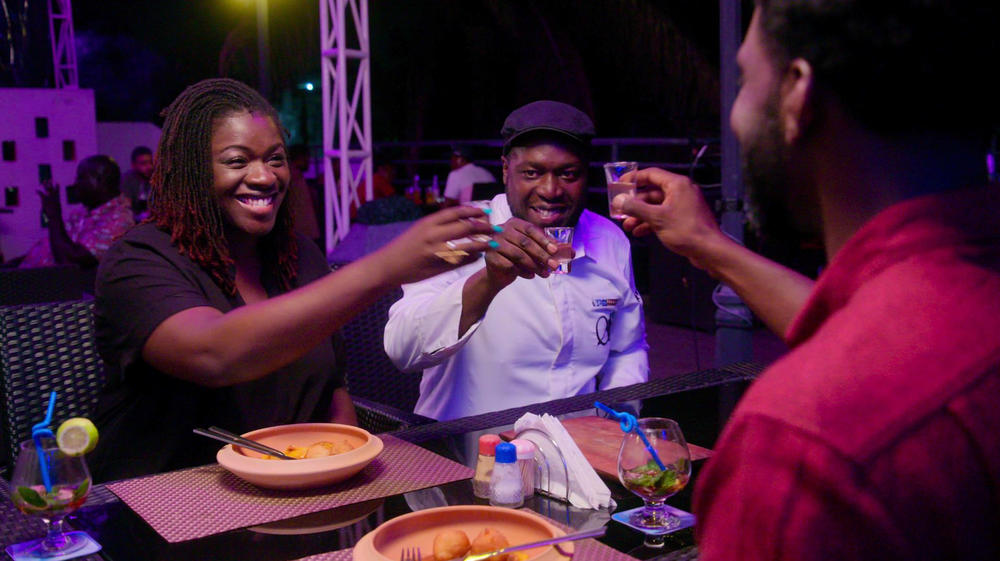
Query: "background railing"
366 136 722 192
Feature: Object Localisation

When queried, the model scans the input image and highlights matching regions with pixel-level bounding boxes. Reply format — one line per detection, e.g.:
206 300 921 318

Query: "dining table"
0 362 762 561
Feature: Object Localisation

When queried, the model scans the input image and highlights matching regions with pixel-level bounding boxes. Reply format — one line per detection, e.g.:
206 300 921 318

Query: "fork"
400 547 423 561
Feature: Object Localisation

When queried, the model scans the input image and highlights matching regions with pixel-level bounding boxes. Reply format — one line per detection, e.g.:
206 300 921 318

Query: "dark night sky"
59 1 747 142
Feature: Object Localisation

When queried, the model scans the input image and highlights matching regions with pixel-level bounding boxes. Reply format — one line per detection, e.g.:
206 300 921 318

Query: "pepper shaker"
472 434 501 499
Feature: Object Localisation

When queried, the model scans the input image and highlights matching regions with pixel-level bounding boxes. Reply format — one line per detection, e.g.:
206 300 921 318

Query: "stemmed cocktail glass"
617 417 691 530
7 438 93 559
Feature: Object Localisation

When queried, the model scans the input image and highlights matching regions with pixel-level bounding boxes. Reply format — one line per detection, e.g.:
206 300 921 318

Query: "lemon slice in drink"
56 417 99 456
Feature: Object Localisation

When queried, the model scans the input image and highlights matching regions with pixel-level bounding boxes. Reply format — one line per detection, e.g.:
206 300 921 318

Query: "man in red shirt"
622 1 1000 559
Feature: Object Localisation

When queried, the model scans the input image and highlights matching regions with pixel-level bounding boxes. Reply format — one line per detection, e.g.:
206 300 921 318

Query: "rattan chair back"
340 287 424 413
0 300 104 469
0 265 93 306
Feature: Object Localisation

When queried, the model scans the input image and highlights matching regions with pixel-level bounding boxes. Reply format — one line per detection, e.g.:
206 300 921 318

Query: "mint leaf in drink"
631 472 658 488
654 468 679 492
642 459 661 472
72 479 90 501
16 486 46 508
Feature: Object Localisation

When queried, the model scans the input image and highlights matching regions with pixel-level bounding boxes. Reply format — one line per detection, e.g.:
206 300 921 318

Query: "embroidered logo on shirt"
592 298 618 308
595 315 612 345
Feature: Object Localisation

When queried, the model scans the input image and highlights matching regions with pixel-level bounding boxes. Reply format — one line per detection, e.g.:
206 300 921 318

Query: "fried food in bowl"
216 423 383 490
354 505 569 561
433 529 472 561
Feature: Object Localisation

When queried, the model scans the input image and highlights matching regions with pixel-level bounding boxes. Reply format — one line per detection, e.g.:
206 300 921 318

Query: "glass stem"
644 498 667 521
41 516 69 551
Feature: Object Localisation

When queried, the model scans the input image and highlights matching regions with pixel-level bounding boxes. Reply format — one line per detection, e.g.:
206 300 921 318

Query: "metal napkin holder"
512 427 572 505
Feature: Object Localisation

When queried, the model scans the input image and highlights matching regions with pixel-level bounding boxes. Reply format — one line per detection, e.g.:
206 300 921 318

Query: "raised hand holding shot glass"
604 161 638 220
543 226 574 274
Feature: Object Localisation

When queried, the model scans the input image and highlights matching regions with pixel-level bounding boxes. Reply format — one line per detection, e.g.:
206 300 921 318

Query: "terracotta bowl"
216 423 383 490
353 505 570 561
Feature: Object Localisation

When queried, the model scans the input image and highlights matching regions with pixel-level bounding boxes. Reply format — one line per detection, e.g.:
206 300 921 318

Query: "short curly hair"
756 0 999 139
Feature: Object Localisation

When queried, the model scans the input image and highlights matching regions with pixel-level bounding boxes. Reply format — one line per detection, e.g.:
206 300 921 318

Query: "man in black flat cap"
385 100 649 420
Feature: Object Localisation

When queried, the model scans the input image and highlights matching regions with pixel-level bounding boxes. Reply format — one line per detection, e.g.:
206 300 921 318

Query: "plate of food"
353 505 571 561
216 423 383 490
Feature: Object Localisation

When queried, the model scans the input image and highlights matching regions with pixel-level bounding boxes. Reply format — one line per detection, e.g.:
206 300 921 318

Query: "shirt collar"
786 185 1000 346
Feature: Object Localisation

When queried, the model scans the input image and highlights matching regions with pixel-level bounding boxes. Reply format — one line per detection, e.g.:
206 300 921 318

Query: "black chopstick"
192 427 295 460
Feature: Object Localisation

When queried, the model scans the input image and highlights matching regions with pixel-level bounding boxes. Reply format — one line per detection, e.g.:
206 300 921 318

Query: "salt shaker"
473 434 501 499
510 439 537 499
489 442 523 508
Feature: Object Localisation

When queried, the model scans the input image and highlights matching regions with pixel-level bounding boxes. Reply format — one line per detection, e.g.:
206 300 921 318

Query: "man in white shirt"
384 101 649 420
442 145 498 206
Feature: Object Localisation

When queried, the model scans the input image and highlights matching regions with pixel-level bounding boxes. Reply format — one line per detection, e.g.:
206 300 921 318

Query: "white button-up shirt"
444 163 497 203
384 194 649 420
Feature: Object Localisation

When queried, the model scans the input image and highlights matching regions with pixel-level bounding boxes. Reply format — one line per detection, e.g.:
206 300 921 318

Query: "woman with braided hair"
89 78 495 481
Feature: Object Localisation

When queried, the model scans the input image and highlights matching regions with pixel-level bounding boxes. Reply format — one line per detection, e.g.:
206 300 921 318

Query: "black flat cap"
501 100 595 153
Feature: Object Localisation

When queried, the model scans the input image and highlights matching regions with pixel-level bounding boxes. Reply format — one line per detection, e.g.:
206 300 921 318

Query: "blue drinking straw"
31 391 57 493
594 401 666 471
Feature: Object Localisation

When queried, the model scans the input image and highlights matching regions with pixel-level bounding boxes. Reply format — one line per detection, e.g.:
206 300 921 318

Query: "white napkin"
513 412 613 510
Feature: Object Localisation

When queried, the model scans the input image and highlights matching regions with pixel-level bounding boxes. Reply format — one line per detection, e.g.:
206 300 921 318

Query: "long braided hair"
150 78 298 296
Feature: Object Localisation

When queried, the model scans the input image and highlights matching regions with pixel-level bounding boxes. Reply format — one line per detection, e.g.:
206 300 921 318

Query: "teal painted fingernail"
482 208 492 215
492 225 503 233
488 240 500 249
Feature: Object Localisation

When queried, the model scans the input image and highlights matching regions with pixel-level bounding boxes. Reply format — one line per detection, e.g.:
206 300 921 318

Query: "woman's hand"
373 205 499 286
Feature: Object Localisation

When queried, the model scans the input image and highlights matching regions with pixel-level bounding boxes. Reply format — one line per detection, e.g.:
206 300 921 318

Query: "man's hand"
38 181 63 228
483 217 562 290
620 166 815 337
619 167 726 270
457 217 565 338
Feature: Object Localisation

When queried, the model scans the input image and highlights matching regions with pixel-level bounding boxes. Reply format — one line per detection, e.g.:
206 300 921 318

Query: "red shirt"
21 195 134 268
694 186 1000 560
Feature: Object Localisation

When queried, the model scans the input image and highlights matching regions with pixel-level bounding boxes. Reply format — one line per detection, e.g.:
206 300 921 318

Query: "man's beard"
741 95 800 242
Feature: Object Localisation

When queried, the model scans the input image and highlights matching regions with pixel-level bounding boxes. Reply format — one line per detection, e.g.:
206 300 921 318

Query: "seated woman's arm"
140 207 496 388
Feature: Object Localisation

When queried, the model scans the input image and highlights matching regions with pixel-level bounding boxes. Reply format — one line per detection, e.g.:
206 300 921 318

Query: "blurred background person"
442 144 497 207
286 144 321 244
120 145 154 220
348 149 398 221
19 155 134 269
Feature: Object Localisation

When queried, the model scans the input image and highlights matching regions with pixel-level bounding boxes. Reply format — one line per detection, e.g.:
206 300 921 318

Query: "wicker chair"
340 287 428 418
0 300 105 474
0 265 94 306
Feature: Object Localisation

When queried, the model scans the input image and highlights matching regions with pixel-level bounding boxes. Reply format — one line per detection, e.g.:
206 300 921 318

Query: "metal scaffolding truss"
320 0 372 254
47 0 79 88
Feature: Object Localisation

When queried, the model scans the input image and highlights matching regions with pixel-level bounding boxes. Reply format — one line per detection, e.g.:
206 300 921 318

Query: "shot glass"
604 161 638 220
544 227 574 275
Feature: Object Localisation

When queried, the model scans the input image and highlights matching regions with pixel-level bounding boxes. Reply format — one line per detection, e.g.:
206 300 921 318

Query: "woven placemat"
106 435 473 543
